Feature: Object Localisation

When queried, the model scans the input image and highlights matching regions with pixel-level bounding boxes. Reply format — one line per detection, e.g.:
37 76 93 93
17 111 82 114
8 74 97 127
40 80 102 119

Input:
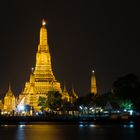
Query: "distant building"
91 70 97 95
4 84 16 112
0 99 3 111
62 83 70 102
70 85 78 103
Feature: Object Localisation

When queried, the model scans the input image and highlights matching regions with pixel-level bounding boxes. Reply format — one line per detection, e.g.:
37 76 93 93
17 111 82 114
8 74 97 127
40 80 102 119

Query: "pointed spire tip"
8 82 11 91
92 70 95 73
42 19 46 26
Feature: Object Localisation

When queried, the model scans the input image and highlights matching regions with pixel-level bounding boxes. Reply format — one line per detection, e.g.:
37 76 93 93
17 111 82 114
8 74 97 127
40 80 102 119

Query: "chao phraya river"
0 122 139 140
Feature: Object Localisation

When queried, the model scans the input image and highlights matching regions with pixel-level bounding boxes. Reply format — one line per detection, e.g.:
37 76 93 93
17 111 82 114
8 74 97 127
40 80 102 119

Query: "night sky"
0 0 139 97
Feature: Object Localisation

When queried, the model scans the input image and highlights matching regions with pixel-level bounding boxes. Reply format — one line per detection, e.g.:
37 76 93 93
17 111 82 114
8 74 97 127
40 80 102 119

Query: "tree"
118 99 134 110
112 73 140 109
46 91 62 111
75 93 96 110
38 96 47 111
38 91 63 111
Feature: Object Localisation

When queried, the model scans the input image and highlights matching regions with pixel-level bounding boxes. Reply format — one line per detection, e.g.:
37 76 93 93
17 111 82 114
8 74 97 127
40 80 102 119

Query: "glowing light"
89 124 95 127
17 97 25 111
79 124 84 127
92 70 95 73
79 106 83 110
129 110 133 116
42 19 46 26
124 109 127 112
31 67 34 71
117 110 120 113
19 125 26 128
4 125 8 127
124 124 134 128
84 107 88 110
18 105 25 111
129 124 134 128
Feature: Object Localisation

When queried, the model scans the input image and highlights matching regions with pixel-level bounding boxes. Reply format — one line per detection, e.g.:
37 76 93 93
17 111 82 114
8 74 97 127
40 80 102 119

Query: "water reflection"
123 124 134 128
0 122 139 140
79 122 97 128
89 124 96 127
16 125 25 140
15 124 64 140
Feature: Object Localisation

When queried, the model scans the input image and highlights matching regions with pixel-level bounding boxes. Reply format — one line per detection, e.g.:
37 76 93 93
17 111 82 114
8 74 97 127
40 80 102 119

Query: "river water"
0 122 139 140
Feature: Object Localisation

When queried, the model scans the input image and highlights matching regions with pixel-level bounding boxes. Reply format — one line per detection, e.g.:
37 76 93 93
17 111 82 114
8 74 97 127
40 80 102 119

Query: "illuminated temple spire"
62 82 70 102
4 83 16 112
63 82 67 92
19 19 62 111
91 70 97 95
34 19 57 83
39 19 48 49
71 84 78 99
33 19 61 88
6 83 12 96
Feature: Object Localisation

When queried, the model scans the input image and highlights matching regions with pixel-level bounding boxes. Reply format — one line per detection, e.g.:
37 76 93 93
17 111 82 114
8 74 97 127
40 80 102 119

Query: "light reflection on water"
123 124 134 128
79 122 97 128
16 125 25 140
16 124 65 140
0 122 139 140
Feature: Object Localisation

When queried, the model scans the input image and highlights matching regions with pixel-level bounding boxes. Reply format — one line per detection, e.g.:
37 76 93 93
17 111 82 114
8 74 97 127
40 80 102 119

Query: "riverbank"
0 115 140 125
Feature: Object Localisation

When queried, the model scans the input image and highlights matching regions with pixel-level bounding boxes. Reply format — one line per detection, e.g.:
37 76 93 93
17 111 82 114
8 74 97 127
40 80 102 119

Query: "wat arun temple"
0 20 97 114
18 20 63 111
0 20 79 113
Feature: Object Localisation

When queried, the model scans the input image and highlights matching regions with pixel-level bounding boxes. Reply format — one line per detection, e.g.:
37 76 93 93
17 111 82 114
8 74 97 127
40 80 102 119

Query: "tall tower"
19 20 62 110
33 19 61 93
91 70 97 95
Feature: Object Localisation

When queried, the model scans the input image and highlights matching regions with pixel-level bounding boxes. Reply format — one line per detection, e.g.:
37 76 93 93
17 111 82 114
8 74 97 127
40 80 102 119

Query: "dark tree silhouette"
112 73 140 109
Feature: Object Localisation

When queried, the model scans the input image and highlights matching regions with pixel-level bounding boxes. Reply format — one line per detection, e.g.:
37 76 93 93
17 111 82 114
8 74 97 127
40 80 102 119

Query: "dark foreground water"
0 122 140 140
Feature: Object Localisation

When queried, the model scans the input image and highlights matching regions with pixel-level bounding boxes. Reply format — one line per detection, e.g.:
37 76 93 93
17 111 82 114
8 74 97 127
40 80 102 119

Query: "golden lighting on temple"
91 70 97 95
0 19 79 113
4 84 16 112
18 19 62 111
42 19 46 26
